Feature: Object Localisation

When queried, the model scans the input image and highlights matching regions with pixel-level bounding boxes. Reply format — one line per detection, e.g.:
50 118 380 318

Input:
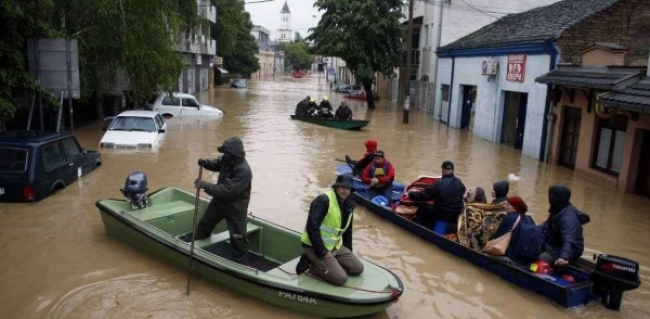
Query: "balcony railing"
208 39 216 56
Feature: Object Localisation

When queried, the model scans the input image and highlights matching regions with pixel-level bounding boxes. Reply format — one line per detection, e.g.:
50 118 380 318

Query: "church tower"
277 0 292 43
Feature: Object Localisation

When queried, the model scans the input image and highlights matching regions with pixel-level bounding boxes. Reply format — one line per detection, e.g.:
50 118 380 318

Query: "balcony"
198 2 217 23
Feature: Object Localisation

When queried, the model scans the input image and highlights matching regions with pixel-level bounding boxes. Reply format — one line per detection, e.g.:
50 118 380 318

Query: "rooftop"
535 65 646 90
281 0 290 13
599 78 650 113
438 0 618 52
116 110 161 118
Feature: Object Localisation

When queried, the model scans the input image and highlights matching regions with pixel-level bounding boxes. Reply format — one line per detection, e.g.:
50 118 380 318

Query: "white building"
251 25 284 78
176 0 217 94
277 1 292 43
433 0 623 161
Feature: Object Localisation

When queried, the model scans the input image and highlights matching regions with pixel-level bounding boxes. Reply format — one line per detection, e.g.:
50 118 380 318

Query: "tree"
294 31 302 42
0 0 59 129
307 0 404 109
211 0 259 76
279 41 313 71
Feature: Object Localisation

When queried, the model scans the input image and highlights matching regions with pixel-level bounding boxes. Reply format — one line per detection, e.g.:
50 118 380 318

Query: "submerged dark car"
231 78 247 89
0 131 102 203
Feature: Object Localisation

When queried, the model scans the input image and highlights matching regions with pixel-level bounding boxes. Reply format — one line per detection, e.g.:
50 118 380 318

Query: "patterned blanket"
456 203 508 252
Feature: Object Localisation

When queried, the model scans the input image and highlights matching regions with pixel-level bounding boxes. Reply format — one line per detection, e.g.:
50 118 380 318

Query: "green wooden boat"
96 186 403 318
290 115 370 130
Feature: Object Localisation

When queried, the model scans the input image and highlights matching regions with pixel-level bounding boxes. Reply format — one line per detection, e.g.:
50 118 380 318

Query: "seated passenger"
360 151 395 202
334 102 353 120
491 180 509 205
464 187 487 204
295 96 311 116
487 196 544 265
345 139 377 175
306 97 318 117
319 95 333 113
538 185 590 266
409 161 466 233
457 200 508 251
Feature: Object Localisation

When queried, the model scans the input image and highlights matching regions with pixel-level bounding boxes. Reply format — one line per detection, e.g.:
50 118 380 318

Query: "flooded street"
2 75 650 319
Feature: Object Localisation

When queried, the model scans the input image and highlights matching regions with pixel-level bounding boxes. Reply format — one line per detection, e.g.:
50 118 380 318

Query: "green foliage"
0 0 59 128
279 41 313 71
211 0 259 76
294 32 302 42
307 0 404 107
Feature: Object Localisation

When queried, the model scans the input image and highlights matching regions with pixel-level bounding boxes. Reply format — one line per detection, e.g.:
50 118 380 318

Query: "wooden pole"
403 0 414 124
186 166 204 296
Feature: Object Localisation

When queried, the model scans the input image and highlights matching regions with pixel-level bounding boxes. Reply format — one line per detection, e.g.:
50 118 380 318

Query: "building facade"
277 1 292 43
176 0 217 94
433 0 650 161
251 25 284 78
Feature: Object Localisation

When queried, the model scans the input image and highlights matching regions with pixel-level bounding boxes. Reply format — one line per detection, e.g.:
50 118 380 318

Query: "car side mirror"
158 129 166 133
102 127 107 131
82 149 89 155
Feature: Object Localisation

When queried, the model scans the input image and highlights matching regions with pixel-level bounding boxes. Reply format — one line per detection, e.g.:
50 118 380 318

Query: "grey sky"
245 0 321 41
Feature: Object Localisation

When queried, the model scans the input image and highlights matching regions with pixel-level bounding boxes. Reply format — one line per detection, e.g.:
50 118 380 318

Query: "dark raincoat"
491 180 509 204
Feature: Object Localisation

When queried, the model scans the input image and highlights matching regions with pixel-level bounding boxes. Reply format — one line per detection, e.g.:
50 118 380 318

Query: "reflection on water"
1 74 649 319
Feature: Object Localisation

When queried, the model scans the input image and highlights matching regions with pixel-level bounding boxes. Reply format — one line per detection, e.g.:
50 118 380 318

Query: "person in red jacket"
345 139 378 175
361 150 395 201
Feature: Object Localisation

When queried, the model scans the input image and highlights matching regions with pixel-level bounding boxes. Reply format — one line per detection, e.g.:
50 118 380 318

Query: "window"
42 142 65 168
154 114 165 130
592 115 628 174
0 148 28 172
182 98 199 108
109 116 157 132
441 84 450 102
162 97 180 106
62 138 81 158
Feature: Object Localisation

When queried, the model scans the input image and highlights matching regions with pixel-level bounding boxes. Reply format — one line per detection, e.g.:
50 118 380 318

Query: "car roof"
0 130 73 145
115 110 159 118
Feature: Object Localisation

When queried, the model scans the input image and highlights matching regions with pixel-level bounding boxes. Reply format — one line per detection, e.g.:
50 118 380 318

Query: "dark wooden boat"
335 164 641 310
290 115 370 130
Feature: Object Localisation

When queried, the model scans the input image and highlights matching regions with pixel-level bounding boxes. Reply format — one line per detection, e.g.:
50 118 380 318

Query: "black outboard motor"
120 171 149 209
592 254 641 310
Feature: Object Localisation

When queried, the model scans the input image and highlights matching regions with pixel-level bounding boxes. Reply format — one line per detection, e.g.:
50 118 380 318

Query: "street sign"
328 67 336 75
322 57 329 63
27 39 80 99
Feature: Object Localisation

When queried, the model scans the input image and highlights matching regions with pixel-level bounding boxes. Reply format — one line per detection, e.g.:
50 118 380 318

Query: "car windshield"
234 79 246 85
0 148 28 173
109 116 157 132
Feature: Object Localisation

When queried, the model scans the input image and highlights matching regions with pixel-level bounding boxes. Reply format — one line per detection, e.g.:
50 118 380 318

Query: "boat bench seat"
135 201 196 221
194 223 261 248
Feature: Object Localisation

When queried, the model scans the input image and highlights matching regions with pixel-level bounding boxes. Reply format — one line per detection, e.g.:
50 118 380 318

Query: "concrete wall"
434 53 552 159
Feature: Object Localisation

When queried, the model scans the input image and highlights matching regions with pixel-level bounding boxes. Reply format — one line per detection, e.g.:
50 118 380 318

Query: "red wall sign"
506 54 527 82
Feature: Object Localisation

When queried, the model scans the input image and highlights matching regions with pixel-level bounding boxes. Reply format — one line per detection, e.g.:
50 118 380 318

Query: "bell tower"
277 1 292 43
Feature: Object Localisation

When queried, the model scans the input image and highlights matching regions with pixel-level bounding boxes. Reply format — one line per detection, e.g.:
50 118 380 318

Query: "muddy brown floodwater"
1 75 650 319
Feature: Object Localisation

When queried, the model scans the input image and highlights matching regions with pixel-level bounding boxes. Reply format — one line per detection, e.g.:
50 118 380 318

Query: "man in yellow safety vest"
296 174 364 286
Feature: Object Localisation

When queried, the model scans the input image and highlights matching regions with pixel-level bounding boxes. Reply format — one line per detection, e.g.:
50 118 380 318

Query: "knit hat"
507 196 528 214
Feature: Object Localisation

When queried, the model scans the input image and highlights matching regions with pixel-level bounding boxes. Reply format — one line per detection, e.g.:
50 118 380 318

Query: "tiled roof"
599 78 650 112
535 66 646 90
582 42 628 52
438 0 618 51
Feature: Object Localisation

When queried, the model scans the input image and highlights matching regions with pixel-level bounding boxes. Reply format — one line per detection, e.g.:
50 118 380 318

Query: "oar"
335 158 346 163
186 166 203 296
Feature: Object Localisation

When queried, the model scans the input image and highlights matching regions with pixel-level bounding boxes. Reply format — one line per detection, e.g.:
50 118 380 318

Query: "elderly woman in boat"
456 185 509 251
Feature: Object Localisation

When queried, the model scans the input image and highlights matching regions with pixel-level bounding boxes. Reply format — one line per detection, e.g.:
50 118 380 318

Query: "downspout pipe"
539 39 560 161
446 56 455 125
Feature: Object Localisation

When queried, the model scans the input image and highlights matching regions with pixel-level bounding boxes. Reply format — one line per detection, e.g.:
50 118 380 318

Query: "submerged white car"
148 93 224 117
99 111 167 149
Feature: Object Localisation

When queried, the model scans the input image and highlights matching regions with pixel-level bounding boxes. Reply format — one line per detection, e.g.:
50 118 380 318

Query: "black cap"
375 150 385 158
442 161 454 170
332 174 354 189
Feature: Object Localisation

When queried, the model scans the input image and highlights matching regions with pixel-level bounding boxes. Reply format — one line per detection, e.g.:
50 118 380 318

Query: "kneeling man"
297 174 364 286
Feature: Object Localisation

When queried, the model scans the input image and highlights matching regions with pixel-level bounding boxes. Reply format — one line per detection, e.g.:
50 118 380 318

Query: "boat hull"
97 188 402 318
290 115 370 130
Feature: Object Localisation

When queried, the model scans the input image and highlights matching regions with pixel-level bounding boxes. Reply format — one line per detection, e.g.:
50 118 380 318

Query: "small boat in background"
290 115 370 130
345 90 380 101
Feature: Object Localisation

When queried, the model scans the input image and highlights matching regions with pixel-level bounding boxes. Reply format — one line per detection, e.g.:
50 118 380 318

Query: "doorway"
559 106 582 169
460 85 477 131
501 91 528 150
635 130 650 198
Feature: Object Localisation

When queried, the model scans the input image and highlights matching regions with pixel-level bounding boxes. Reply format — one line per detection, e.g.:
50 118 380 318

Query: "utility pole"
431 0 444 119
403 0 414 124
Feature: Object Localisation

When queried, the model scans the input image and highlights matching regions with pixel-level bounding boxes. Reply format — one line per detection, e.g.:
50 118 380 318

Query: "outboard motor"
120 171 149 209
592 254 641 310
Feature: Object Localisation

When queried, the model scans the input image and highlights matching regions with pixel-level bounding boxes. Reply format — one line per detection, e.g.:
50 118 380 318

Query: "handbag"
483 215 521 256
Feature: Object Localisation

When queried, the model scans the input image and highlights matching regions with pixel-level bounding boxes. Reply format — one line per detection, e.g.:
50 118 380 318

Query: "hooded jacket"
353 139 378 171
201 137 252 216
491 180 509 204
540 186 590 262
